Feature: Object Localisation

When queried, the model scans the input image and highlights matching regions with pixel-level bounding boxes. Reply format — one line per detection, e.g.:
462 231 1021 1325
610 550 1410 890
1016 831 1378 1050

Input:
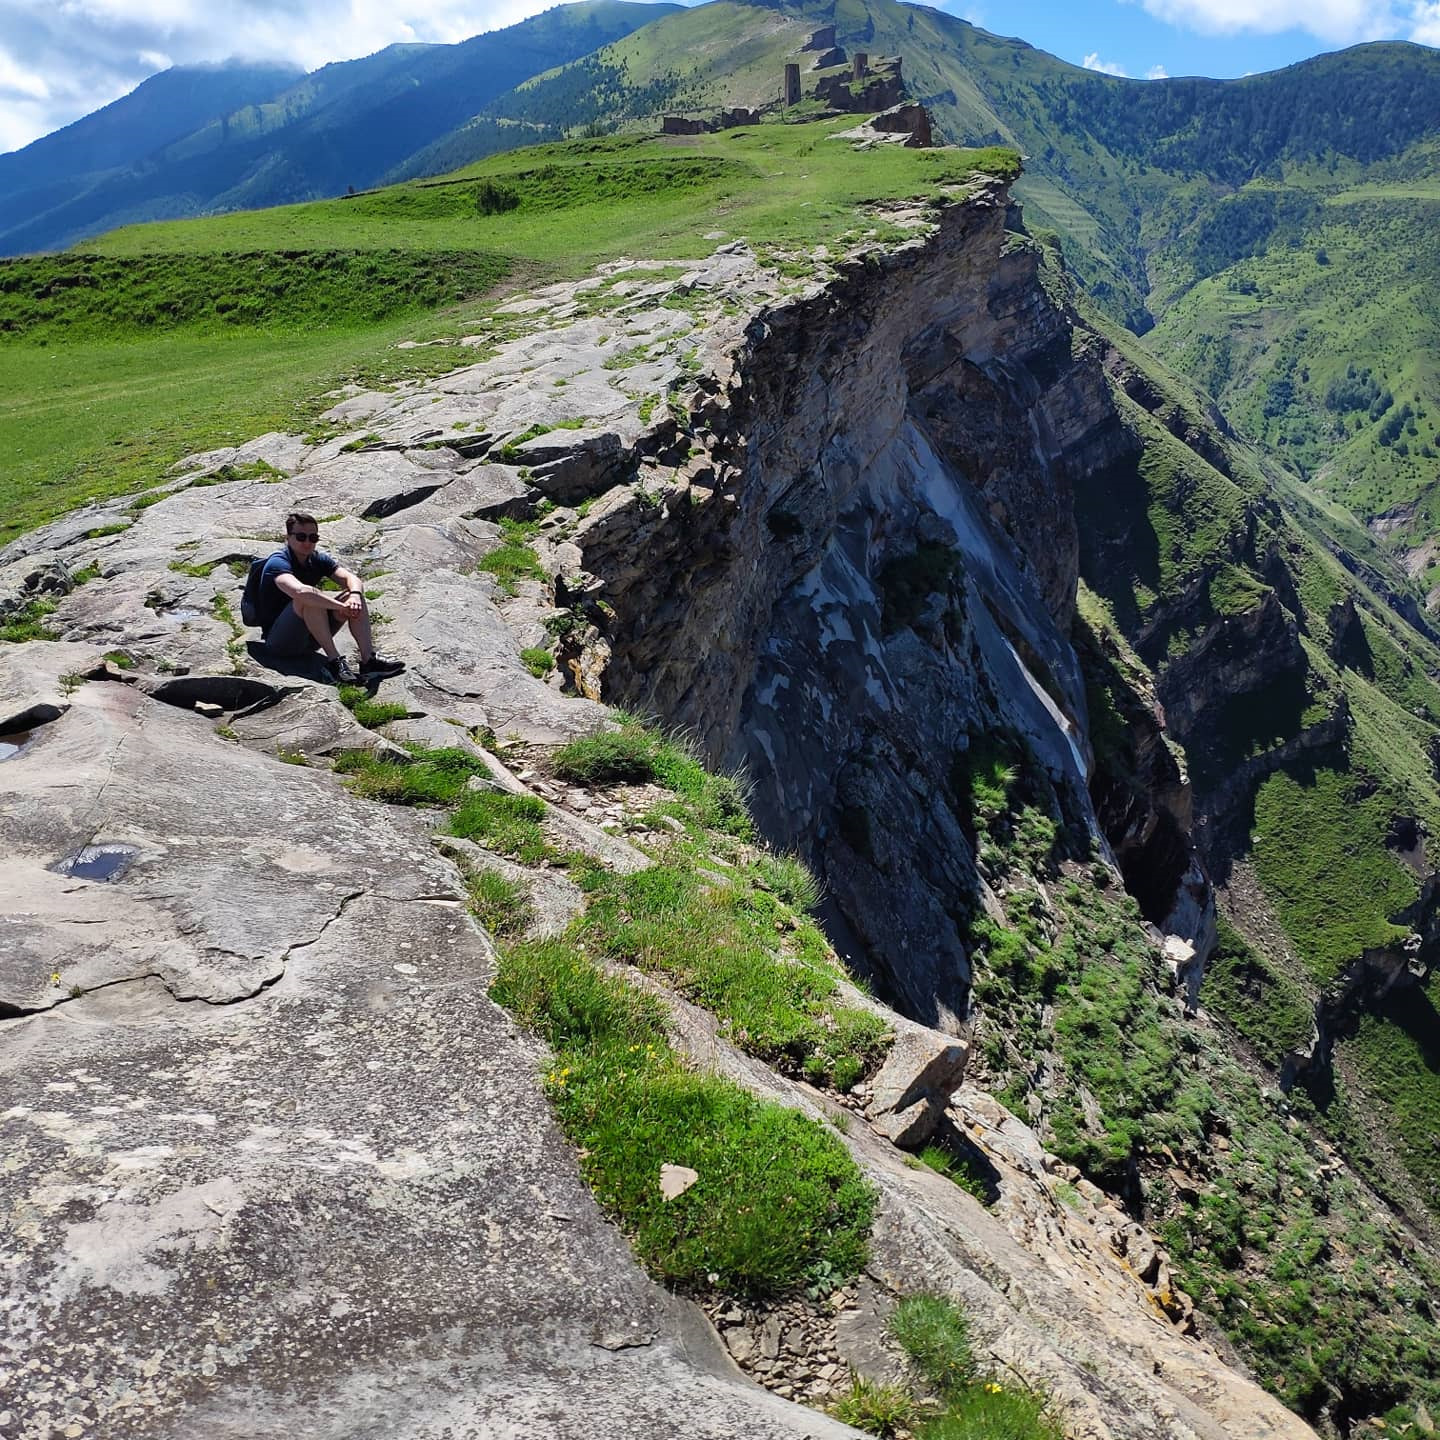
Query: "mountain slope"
461 0 1440 578
0 62 303 241
0 1 678 257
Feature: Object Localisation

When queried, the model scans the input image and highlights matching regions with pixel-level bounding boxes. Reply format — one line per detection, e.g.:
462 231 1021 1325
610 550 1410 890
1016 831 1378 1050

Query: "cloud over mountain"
0 0 556 151
1138 0 1440 44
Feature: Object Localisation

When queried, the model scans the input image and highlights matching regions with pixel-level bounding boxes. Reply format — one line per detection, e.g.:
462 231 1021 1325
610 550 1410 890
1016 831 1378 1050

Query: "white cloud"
1147 62 1170 77
1083 51 1130 75
0 0 580 152
0 45 51 99
1135 0 1399 44
1411 0 1440 42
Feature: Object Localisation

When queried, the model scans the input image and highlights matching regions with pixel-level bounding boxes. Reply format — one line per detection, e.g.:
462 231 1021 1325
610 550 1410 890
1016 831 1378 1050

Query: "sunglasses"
289 531 320 543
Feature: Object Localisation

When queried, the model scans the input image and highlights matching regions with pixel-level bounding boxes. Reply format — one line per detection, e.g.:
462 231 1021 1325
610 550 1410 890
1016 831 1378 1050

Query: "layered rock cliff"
556 185 1202 1030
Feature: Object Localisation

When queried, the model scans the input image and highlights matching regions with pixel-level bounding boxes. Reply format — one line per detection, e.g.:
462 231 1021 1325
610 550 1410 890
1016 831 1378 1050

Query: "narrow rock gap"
360 482 451 521
0 703 65 735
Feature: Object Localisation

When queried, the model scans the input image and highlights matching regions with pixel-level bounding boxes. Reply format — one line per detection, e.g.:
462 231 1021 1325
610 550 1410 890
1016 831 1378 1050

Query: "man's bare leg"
343 601 375 662
291 592 342 660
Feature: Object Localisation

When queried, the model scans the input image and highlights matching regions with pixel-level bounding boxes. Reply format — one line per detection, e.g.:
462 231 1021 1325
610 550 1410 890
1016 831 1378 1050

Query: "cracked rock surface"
0 662 857 1439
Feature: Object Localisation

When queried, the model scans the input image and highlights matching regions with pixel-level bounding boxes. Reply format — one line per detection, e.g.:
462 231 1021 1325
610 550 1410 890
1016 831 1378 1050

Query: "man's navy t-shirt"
257 546 339 632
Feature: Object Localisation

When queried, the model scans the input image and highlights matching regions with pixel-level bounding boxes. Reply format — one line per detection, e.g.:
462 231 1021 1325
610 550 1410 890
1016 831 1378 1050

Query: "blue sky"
940 0 1440 79
2 0 1438 154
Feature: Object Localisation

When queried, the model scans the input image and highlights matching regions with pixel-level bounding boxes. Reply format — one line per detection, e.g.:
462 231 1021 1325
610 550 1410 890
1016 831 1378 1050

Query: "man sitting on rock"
257 511 403 684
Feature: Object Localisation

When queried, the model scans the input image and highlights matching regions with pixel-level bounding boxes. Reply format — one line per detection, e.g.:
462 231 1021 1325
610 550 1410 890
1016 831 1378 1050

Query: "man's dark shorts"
264 603 345 656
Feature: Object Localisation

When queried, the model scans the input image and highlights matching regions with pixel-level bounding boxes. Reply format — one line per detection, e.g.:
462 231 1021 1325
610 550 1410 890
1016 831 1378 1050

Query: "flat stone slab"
0 678 861 1440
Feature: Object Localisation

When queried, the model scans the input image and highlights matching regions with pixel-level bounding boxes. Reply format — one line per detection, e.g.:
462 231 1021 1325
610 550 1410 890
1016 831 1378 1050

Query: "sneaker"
324 656 359 685
358 653 405 679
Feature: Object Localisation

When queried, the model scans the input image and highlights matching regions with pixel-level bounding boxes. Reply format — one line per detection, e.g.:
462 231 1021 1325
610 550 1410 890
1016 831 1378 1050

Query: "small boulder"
866 1023 970 1119
870 1095 944 1148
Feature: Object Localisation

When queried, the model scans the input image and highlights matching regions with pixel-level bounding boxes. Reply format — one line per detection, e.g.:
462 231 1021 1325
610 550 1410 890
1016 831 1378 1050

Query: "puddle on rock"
52 843 141 883
0 730 31 761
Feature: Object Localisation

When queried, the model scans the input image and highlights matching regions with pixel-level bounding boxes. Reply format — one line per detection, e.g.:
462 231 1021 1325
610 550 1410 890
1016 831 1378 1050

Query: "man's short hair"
285 511 319 535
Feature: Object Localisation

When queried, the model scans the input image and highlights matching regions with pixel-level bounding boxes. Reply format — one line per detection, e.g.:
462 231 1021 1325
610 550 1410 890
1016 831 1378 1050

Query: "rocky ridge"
1 185 1320 1438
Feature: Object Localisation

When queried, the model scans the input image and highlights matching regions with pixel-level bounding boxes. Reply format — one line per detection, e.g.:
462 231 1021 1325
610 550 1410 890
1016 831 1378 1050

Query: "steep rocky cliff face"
562 184 1194 1030
542 185 1440 1431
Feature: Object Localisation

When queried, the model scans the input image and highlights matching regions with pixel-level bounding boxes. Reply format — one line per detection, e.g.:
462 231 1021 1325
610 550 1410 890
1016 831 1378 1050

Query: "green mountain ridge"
0 1 677 257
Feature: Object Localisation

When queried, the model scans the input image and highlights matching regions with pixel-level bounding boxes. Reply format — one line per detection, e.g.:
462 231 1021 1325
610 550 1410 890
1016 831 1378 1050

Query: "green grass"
890 1295 977 1399
337 684 410 730
92 130 1015 266
0 251 509 342
833 1375 916 1437
1207 563 1271 618
875 1294 1063 1439
0 326 472 547
477 518 546 596
1250 763 1417 985
576 861 890 1090
326 712 890 1275
0 597 59 642
919 1141 996 1205
914 1393 1064 1440
1341 970 1440 1215
465 867 533 938
491 935 874 1294
553 716 754 838
1200 916 1315 1066
520 645 554 678
3 125 1013 550
1147 186 1440 549
447 789 549 863
332 745 490 805
552 726 658 785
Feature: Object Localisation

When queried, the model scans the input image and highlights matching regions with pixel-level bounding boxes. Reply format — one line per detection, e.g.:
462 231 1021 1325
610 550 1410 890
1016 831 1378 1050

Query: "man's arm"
332 565 364 612
275 572 355 612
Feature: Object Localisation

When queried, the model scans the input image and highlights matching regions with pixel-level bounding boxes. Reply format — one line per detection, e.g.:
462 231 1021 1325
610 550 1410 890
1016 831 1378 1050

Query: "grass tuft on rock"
888 1294 1064 1439
447 788 549 862
333 744 489 804
477 518 545 596
833 1375 917 1437
552 727 657 785
337 683 409 729
919 1141 997 1206
465 867 533 937
491 936 875 1294
553 716 754 838
891 1295 976 1400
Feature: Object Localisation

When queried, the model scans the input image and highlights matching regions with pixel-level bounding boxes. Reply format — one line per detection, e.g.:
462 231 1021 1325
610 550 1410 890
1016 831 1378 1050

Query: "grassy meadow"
0 123 1015 548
